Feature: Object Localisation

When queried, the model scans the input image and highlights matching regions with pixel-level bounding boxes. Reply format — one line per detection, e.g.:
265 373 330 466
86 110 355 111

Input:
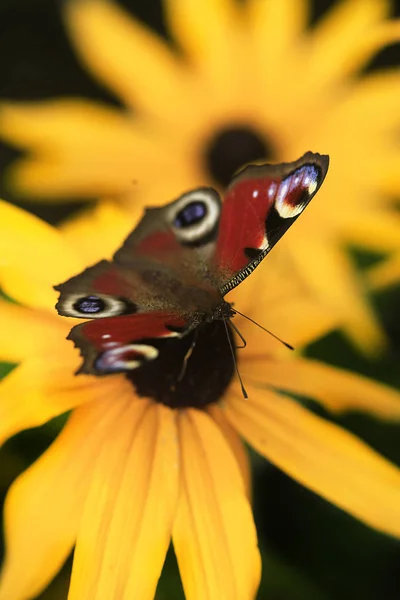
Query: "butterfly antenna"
229 319 247 348
223 319 248 399
232 308 294 350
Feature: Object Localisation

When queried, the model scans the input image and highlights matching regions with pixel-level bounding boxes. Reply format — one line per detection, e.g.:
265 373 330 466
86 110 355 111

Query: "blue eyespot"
174 201 207 228
73 295 106 314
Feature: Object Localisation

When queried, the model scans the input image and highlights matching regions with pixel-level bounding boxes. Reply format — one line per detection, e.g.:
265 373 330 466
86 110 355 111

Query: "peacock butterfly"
55 152 329 403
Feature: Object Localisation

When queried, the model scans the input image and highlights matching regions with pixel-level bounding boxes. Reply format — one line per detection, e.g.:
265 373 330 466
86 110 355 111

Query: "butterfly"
55 152 329 405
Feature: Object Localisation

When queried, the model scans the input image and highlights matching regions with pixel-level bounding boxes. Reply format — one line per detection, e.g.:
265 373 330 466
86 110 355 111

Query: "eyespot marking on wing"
167 188 221 246
95 343 158 373
56 292 136 319
274 164 320 219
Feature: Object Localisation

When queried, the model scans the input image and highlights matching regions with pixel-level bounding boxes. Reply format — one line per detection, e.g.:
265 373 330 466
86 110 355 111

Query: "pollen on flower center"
127 321 235 408
204 124 274 187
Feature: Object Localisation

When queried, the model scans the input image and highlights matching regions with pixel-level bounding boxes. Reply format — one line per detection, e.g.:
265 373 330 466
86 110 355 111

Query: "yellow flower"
368 250 400 290
1 198 400 600
1 0 400 356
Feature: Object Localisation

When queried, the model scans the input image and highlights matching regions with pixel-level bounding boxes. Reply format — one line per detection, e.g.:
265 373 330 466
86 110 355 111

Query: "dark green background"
0 1 400 598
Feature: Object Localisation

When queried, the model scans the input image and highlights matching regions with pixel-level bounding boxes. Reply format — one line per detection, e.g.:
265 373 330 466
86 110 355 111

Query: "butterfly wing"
68 311 185 375
55 188 224 375
114 187 221 268
54 260 186 375
213 152 329 294
56 186 224 320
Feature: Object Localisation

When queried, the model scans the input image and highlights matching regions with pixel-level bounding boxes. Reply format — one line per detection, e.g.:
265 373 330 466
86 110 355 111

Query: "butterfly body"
55 152 329 386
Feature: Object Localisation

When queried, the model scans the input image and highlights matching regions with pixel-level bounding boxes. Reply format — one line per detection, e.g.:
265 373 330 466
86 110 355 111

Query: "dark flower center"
127 321 235 408
204 124 274 187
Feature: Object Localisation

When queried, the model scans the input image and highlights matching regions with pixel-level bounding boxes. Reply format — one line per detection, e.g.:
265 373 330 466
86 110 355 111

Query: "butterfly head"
183 298 234 334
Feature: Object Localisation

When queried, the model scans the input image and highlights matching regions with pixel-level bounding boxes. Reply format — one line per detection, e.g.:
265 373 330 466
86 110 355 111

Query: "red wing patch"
214 152 329 292
69 312 186 375
134 230 181 257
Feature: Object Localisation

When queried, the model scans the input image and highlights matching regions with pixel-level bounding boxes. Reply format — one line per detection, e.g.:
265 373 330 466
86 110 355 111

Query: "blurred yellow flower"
368 249 400 290
1 198 400 599
1 0 400 355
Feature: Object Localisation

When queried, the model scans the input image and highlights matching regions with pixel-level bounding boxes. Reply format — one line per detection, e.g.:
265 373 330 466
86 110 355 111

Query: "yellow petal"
0 398 127 600
0 301 69 362
173 409 260 600
0 341 130 445
332 72 400 136
252 297 336 350
375 153 400 197
0 199 82 310
287 231 387 355
304 0 391 90
0 100 176 199
247 0 307 58
341 209 400 253
65 0 193 124
165 0 241 86
280 8 400 135
232 290 337 356
61 200 143 263
69 400 178 600
225 385 400 538
245 0 308 99
207 401 251 499
228 260 338 354
302 73 400 193
241 356 400 420
367 252 400 290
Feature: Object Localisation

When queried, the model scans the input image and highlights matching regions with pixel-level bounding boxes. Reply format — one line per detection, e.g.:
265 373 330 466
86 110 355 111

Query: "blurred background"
0 1 400 598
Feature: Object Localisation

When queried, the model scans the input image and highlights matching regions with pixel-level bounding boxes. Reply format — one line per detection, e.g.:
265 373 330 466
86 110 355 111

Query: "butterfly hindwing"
55 261 185 375
68 311 185 375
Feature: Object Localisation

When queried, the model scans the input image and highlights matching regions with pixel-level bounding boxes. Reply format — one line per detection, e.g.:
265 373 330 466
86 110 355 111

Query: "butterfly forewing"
214 152 329 294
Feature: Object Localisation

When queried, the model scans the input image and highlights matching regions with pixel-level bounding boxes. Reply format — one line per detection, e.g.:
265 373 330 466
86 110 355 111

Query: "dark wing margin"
213 152 329 295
